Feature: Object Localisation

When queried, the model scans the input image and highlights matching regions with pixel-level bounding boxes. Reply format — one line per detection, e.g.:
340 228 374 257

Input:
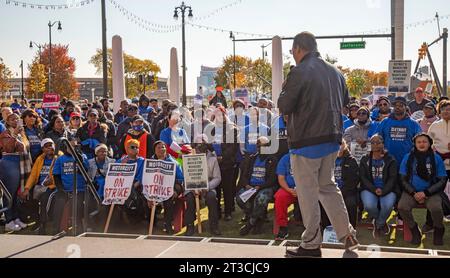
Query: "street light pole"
230 31 236 90
29 41 43 63
20 60 24 100
174 2 193 106
101 0 108 98
48 20 62 93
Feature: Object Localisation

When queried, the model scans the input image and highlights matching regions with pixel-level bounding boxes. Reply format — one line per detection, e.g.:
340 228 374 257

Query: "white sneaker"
5 221 21 232
14 218 27 229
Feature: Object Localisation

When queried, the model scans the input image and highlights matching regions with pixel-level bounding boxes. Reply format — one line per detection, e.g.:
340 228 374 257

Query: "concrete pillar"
169 47 180 106
271 36 283 107
391 0 404 60
111 35 126 113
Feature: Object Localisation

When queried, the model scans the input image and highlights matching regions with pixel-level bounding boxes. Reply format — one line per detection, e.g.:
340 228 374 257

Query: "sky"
0 0 449 95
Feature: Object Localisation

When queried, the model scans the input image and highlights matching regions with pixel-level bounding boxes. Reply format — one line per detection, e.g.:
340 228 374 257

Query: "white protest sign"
372 86 387 104
388 60 412 96
182 154 209 191
102 163 137 205
239 187 257 203
142 159 176 203
350 142 371 164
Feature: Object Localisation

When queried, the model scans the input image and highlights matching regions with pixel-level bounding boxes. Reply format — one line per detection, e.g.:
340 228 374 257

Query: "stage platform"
1 233 450 258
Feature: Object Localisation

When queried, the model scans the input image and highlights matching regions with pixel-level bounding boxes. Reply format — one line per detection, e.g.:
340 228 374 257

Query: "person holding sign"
398 133 447 246
88 144 116 200
184 137 222 236
359 135 398 239
149 141 184 234
237 136 278 236
116 139 146 219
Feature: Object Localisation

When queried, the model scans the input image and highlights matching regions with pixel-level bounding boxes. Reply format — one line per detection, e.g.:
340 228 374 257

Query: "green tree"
89 49 161 98
346 69 367 97
0 58 12 94
26 60 47 99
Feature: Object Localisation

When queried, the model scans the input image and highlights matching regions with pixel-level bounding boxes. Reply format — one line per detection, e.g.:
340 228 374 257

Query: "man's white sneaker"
14 218 27 229
5 221 21 232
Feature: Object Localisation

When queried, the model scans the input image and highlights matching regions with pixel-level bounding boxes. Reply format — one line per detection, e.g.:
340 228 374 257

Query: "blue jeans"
360 190 396 229
0 155 21 223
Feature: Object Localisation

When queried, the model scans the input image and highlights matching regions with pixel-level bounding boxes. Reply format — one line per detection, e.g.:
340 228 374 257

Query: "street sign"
340 41 366 50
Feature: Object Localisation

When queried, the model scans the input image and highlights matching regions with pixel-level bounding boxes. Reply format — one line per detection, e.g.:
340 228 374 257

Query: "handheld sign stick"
148 202 156 235
103 204 115 233
195 190 202 234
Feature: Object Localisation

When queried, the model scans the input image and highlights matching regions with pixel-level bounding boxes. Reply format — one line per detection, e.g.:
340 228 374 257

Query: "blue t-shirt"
93 161 106 199
159 127 190 146
138 106 153 120
38 158 53 185
277 154 295 188
399 153 447 192
250 157 266 186
0 122 5 133
116 156 145 184
371 158 385 189
334 157 343 188
10 103 21 110
25 127 42 161
52 154 89 192
376 116 421 164
290 143 340 159
367 121 379 139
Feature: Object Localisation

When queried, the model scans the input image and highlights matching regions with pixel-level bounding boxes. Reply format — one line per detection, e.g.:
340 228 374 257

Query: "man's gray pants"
291 151 356 249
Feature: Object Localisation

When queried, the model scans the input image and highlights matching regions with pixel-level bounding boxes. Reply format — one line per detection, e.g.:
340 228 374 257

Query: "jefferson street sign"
340 41 366 50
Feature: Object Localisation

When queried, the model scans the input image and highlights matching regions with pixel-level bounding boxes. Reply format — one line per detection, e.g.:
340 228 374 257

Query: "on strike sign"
102 163 137 205
142 159 176 203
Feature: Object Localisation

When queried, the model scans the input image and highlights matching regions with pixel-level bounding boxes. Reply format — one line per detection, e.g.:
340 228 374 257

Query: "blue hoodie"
376 115 421 164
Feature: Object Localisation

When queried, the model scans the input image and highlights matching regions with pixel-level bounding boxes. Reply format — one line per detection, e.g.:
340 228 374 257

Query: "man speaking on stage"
278 31 359 258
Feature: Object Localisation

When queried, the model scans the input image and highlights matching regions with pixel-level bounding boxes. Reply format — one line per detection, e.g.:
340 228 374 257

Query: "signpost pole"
103 204 115 233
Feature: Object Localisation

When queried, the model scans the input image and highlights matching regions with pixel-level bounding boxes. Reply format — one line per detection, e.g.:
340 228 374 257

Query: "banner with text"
182 154 209 191
102 163 137 205
142 159 176 203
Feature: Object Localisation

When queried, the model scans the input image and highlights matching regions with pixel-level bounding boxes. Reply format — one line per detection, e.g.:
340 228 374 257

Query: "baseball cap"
41 138 55 148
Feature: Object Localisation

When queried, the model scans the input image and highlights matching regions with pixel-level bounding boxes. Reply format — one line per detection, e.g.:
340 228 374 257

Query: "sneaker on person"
14 218 27 229
275 226 289 240
343 234 359 251
285 246 322 258
5 221 21 232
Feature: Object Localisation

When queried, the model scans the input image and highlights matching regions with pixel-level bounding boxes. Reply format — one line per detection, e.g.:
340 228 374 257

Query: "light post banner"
142 159 176 203
102 163 137 205
182 154 209 191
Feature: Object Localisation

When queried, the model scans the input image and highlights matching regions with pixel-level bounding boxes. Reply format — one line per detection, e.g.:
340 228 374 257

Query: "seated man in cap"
20 138 61 234
236 136 278 236
376 96 422 166
371 96 392 122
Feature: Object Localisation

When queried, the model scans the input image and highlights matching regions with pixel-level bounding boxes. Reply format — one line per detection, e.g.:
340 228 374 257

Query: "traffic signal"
418 43 428 60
